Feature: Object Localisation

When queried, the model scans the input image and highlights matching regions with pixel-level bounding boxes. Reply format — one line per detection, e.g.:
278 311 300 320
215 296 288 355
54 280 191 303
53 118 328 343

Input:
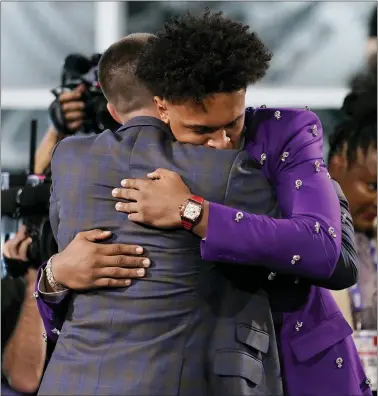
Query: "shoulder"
50 133 102 180
52 134 99 159
244 107 324 179
52 135 96 161
245 107 321 148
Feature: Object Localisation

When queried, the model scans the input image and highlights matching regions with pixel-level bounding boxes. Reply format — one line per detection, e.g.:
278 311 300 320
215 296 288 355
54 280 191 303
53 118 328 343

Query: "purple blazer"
36 108 371 395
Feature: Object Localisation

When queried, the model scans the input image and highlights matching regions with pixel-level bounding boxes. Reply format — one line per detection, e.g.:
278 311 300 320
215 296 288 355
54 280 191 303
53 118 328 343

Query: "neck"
120 107 160 124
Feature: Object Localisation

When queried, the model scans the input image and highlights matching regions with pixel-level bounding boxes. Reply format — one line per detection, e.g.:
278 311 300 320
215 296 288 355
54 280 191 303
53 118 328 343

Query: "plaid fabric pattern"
38 117 282 396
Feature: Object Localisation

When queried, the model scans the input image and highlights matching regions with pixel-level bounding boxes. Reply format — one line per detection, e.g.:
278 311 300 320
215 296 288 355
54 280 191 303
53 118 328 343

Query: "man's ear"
107 103 122 125
153 97 169 125
328 154 348 181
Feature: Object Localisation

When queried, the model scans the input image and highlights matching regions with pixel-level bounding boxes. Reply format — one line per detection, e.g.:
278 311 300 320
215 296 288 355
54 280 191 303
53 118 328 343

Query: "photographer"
1 63 85 395
1 54 122 395
2 227 45 395
34 84 85 175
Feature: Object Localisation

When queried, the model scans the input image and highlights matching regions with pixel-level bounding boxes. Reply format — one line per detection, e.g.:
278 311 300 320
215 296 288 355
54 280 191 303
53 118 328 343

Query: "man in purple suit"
36 12 371 396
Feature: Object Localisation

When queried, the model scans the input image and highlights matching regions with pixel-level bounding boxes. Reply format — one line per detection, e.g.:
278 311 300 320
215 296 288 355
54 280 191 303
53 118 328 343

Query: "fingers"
67 120 83 131
96 266 147 279
65 111 84 122
13 225 28 243
99 254 150 268
59 93 85 132
77 229 112 242
115 202 138 213
3 236 32 260
98 243 145 256
94 278 132 288
127 213 145 223
18 237 32 262
4 235 24 259
94 265 149 288
59 90 84 104
112 188 140 201
76 84 86 93
147 168 173 179
120 178 149 190
147 171 160 180
61 101 85 113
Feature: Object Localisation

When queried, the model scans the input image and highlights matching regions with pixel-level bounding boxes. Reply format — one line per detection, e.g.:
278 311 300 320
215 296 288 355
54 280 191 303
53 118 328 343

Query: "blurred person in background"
33 86 86 175
1 226 45 396
0 87 83 395
0 88 84 396
3 84 88 262
329 68 377 330
1 60 127 396
329 67 377 393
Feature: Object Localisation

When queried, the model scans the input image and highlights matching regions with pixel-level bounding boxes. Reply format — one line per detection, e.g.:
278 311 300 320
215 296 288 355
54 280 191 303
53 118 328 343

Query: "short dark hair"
328 68 377 165
136 10 272 104
98 33 155 114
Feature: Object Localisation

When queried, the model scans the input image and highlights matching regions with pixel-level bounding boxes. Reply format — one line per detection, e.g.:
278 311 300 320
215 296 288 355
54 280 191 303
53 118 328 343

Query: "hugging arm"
310 180 358 290
199 110 342 280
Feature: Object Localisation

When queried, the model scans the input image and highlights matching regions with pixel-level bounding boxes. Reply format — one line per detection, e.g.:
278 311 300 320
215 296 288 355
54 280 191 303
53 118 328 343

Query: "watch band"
45 255 67 292
180 195 204 231
181 218 194 231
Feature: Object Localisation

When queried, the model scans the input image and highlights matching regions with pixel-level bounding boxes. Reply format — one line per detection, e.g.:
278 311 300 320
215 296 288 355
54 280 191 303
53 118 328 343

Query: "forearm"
34 126 65 174
3 275 46 394
310 215 358 289
200 202 340 280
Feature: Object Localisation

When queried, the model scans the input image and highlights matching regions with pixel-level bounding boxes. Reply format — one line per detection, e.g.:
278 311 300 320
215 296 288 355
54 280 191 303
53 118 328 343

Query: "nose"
207 129 231 150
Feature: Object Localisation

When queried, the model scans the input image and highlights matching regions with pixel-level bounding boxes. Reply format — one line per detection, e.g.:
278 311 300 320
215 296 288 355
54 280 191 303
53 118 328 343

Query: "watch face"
184 201 201 221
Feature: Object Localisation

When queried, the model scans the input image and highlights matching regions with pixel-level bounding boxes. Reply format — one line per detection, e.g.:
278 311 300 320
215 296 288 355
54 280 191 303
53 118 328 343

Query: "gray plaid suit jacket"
38 117 283 396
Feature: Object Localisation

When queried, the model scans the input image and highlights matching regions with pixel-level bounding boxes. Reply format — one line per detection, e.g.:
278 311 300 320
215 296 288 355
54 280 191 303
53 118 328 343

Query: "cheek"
354 182 377 204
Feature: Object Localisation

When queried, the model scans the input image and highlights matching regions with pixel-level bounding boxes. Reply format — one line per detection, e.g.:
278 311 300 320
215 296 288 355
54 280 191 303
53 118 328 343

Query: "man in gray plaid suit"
38 33 283 396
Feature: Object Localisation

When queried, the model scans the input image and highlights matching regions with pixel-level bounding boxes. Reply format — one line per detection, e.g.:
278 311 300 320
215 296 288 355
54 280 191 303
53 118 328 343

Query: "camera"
1 121 57 278
2 178 57 278
48 53 120 135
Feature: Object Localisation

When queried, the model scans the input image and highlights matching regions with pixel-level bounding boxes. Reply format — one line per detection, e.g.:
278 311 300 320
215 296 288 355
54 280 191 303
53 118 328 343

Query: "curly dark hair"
136 10 272 103
328 67 377 165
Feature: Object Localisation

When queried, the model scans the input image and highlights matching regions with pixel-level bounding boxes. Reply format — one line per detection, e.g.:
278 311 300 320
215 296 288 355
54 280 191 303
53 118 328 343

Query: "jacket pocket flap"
290 313 353 362
214 349 263 385
236 324 270 353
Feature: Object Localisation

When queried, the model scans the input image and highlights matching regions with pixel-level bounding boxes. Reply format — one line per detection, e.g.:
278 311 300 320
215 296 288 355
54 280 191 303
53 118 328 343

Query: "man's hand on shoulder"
51 229 150 290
